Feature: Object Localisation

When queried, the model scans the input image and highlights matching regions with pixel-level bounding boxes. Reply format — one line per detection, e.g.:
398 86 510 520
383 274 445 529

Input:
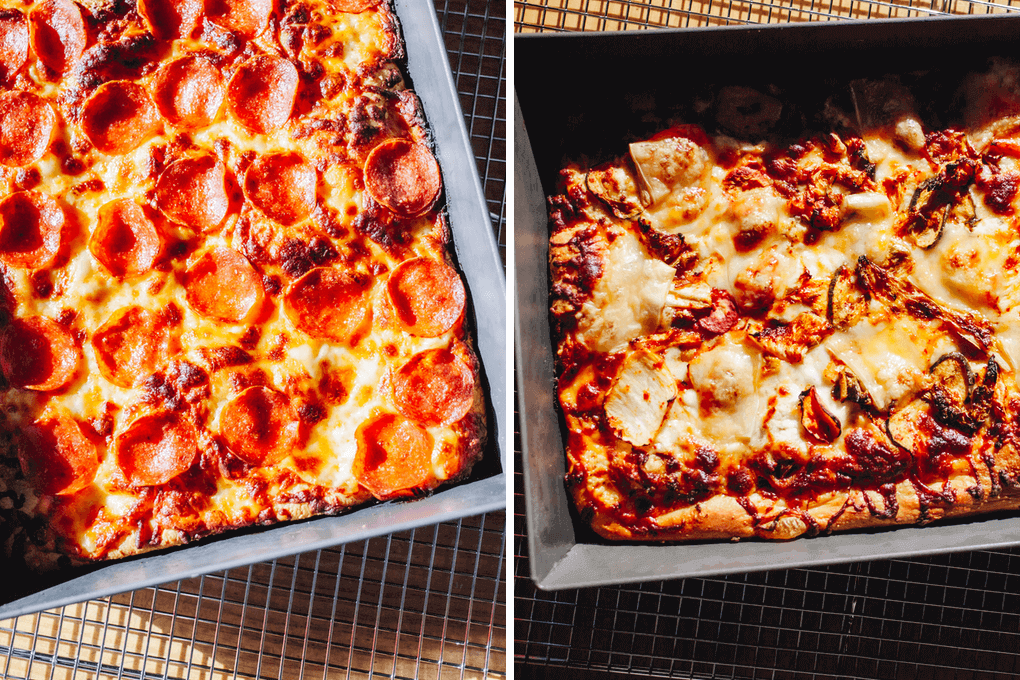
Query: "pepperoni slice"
0 191 64 270
205 0 272 38
19 413 98 495
114 412 198 486
28 0 85 74
92 306 180 388
1 316 80 391
386 257 465 337
151 55 225 130
364 139 442 218
0 91 55 167
155 155 229 231
243 151 316 225
354 413 434 500
283 266 373 343
184 246 264 323
698 289 739 335
138 0 201 40
89 199 162 278
392 349 474 427
80 81 161 156
219 386 300 467
334 0 381 12
227 56 298 135
0 9 29 81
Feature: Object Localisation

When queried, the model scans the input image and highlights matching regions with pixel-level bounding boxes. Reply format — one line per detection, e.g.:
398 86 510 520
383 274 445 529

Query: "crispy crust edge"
574 456 1020 543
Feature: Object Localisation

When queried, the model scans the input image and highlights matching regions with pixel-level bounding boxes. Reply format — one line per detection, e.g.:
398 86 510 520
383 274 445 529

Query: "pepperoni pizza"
0 0 485 570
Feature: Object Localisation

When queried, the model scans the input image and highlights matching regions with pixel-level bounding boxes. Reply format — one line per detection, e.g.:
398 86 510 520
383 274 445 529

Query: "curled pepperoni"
151 55 225 130
0 9 29 81
354 413 435 501
114 412 198 486
89 199 162 278
19 413 98 495
184 246 264 323
28 0 85 74
392 348 474 427
0 91 55 167
334 0 381 12
220 386 300 467
0 191 64 270
364 139 442 218
155 155 229 231
227 56 298 135
92 306 180 388
138 0 201 39
283 266 373 343
386 257 465 337
81 81 161 155
1 316 80 391
697 289 739 335
243 151 316 225
206 0 272 38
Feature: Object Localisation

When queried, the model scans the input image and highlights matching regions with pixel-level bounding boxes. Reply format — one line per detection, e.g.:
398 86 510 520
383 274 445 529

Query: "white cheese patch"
577 230 675 353
824 319 928 410
629 137 707 206
604 349 677 447
763 390 808 457
689 337 755 411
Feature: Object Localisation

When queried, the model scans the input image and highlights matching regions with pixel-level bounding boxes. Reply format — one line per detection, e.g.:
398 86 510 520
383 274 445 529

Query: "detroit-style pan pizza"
0 0 485 570
548 60 1020 542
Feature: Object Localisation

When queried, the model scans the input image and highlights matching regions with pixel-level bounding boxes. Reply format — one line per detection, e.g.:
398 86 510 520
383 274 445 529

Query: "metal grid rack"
515 0 1020 678
0 0 506 677
514 0 1020 31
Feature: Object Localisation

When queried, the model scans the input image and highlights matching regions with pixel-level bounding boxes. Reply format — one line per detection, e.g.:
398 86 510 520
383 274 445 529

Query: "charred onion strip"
900 159 976 249
885 399 928 453
826 263 868 329
831 366 880 416
856 255 993 353
799 387 841 444
967 357 999 424
929 352 973 406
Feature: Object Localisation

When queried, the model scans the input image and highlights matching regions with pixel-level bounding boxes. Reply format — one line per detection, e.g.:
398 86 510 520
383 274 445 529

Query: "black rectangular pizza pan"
0 0 506 619
515 13 1020 590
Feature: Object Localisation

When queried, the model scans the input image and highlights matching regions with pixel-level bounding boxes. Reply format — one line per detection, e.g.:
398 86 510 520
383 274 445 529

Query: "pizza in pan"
549 60 1020 542
0 0 485 571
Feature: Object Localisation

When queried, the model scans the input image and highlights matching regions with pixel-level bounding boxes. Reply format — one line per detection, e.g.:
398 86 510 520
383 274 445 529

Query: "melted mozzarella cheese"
604 350 677 447
577 229 675 353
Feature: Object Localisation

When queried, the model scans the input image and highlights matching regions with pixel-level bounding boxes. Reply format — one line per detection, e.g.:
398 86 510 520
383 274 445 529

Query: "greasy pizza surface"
549 61 1020 542
0 0 485 569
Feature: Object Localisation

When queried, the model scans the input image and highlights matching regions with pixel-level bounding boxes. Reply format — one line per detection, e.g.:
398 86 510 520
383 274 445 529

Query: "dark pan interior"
518 15 1020 195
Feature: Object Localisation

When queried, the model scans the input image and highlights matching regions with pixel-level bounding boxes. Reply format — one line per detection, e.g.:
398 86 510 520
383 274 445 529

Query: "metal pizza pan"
0 0 506 619
516 14 1020 590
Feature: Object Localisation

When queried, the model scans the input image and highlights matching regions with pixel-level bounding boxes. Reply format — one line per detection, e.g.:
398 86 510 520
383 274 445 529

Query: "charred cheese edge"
550 63 1020 542
0 0 485 570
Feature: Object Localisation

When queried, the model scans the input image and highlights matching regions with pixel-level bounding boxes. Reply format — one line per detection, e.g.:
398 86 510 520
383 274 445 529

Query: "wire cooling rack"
515 0 1020 678
514 0 1020 30
0 0 506 678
